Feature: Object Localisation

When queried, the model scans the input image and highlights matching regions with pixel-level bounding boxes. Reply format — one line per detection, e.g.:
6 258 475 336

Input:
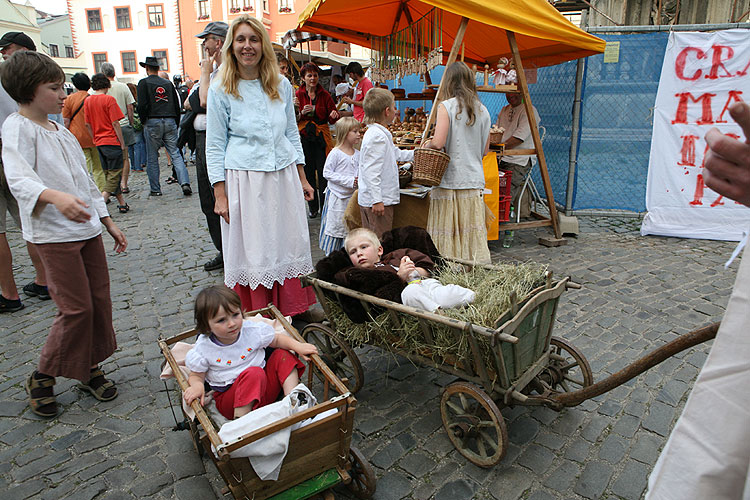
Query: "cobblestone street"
0 161 737 500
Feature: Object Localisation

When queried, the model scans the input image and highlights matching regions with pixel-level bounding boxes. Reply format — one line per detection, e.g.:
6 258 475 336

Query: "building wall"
178 0 355 80
38 15 87 81
67 0 183 83
0 0 41 50
589 0 750 26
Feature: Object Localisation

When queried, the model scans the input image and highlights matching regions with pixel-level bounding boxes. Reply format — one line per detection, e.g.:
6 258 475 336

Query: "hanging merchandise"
370 8 443 84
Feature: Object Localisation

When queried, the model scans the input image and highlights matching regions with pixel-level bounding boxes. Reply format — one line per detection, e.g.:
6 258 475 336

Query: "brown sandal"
77 367 118 402
26 371 57 417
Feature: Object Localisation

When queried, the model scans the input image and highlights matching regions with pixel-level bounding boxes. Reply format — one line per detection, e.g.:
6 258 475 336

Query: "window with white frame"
49 44 59 57
278 0 291 12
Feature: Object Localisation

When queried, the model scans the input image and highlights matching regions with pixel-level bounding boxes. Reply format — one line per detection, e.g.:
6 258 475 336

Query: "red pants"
213 349 305 419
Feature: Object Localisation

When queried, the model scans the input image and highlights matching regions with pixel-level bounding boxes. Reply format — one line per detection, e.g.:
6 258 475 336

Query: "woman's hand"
341 96 353 105
301 104 314 115
213 181 229 223
102 218 128 253
302 181 314 201
329 109 340 120
296 165 315 201
293 96 300 108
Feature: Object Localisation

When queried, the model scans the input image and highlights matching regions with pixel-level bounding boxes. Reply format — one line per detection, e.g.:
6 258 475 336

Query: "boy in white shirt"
358 88 414 237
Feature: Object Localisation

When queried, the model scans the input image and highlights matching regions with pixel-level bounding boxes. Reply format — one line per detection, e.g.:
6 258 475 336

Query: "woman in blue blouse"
206 15 316 316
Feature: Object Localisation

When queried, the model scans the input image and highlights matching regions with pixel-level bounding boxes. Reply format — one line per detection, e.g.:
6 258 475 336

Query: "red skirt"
233 277 315 316
213 349 306 420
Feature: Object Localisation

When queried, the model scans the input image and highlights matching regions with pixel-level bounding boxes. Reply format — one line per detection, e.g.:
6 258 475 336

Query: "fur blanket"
315 226 442 323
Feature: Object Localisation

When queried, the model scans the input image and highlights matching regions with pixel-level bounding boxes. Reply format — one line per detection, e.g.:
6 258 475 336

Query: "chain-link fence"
383 30 671 215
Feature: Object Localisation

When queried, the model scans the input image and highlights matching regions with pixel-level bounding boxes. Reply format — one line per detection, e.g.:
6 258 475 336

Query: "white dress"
323 147 359 239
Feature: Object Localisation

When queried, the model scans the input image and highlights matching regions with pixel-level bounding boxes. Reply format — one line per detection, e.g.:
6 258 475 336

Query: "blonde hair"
334 117 361 148
217 15 280 100
363 88 394 125
344 228 380 252
443 61 479 126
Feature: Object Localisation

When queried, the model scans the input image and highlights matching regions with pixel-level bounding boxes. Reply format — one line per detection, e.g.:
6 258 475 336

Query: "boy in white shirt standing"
358 88 414 237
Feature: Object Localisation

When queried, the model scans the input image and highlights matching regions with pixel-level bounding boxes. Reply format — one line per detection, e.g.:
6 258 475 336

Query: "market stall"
298 0 604 244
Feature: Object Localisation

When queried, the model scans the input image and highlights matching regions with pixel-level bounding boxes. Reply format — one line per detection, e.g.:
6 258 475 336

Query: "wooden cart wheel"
440 382 508 467
346 446 376 499
535 337 594 395
301 323 364 393
188 417 204 458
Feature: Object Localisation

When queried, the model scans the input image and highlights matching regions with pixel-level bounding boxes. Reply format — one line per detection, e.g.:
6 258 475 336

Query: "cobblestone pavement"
1 162 738 500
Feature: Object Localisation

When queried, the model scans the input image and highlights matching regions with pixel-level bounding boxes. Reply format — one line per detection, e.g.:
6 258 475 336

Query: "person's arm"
359 132 388 213
184 371 207 405
270 333 318 361
136 80 149 122
424 102 449 150
126 103 134 125
170 83 181 126
324 91 339 123
199 48 215 108
100 216 127 253
704 101 750 207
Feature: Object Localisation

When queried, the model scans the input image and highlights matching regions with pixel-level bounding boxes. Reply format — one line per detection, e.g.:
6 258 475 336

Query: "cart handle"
541 321 720 410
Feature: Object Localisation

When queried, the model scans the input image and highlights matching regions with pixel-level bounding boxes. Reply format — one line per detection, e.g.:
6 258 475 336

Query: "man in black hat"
190 21 227 271
136 56 192 196
0 31 49 312
0 31 36 60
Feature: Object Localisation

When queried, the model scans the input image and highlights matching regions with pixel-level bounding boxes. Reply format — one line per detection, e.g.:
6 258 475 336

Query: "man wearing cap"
496 92 541 219
137 56 192 196
0 31 49 312
191 21 227 271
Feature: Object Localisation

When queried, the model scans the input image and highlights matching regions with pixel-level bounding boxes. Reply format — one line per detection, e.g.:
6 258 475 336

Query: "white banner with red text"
641 30 750 241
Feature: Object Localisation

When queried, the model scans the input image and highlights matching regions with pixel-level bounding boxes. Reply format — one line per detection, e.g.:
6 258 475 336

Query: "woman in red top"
296 62 339 218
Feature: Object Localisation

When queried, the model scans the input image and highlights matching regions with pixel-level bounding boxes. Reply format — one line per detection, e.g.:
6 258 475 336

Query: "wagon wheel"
301 323 364 393
533 337 594 396
346 446 376 499
188 417 205 458
440 382 508 467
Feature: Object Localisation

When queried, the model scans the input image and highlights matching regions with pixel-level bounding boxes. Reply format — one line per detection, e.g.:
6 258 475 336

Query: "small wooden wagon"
301 260 718 468
158 304 376 500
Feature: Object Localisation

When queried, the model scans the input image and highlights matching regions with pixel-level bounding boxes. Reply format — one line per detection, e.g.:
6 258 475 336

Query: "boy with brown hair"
1 51 127 417
358 88 414 237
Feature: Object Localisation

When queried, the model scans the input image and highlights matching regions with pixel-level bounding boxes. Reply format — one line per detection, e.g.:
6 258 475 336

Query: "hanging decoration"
370 8 443 84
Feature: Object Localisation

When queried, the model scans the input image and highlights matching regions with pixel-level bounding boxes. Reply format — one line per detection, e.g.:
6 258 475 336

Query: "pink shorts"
213 349 305 419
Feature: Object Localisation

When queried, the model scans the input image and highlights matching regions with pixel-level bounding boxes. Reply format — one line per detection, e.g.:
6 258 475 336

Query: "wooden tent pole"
506 31 562 240
423 16 469 139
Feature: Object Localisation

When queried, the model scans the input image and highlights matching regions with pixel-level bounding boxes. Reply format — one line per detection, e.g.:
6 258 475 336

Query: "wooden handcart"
158 304 376 500
301 262 719 467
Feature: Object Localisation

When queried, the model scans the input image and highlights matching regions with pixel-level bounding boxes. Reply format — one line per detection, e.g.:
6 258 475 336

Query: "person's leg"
263 349 306 403
195 131 223 262
302 141 318 215
24 241 49 298
212 366 267 419
0 233 20 303
144 119 163 193
79 235 117 399
83 147 106 192
163 121 191 189
314 146 327 216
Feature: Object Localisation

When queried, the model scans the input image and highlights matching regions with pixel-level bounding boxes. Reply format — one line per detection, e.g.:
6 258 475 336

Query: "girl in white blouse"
184 286 317 419
1 51 127 418
319 117 361 255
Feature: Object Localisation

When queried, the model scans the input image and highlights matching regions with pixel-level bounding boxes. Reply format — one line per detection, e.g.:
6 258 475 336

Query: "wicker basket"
412 148 450 187
489 131 503 144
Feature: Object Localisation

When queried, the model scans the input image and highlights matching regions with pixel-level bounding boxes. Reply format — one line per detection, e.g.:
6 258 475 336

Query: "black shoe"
309 211 318 219
149 191 163 197
0 295 24 313
182 184 192 196
203 254 224 271
23 282 51 300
